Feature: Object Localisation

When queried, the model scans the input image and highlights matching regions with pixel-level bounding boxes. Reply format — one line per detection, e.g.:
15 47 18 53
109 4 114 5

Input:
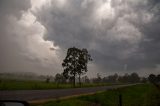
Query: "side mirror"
0 100 29 106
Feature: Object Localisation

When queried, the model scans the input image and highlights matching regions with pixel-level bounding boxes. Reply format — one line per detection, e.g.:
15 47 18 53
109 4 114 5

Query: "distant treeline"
92 73 143 83
148 74 160 84
53 73 160 84
1 72 159 84
53 72 148 84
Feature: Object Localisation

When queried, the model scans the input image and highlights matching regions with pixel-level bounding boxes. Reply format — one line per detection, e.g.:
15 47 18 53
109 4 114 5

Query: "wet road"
0 84 138 102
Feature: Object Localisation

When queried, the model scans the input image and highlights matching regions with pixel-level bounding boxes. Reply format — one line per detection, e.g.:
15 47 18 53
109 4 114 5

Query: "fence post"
119 93 122 106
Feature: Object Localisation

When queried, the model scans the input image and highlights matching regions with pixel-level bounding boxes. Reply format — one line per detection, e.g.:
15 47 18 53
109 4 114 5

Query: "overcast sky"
0 0 160 77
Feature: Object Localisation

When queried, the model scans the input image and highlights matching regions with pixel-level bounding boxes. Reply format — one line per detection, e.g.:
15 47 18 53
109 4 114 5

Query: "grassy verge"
34 84 160 106
0 79 119 90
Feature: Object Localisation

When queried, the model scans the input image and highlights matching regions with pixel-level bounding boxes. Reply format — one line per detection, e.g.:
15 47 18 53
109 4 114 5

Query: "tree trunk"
57 82 59 88
78 74 81 87
73 73 76 87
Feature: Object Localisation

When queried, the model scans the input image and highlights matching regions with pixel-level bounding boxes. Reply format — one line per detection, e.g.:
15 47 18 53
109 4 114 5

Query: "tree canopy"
62 47 92 87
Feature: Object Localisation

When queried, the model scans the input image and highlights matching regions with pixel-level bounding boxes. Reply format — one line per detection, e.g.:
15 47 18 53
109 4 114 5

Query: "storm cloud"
0 0 160 77
34 0 160 75
0 0 61 75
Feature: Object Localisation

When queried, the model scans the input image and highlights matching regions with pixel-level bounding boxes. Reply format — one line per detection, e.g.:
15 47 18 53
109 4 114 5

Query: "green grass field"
0 79 117 90
35 84 160 106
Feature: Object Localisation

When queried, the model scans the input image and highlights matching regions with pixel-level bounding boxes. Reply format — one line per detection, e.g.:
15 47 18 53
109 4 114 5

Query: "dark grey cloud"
137 0 160 69
34 0 160 74
0 0 31 18
1 0 160 77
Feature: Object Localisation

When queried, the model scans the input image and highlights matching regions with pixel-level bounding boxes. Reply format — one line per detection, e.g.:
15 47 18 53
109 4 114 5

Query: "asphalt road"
0 84 138 102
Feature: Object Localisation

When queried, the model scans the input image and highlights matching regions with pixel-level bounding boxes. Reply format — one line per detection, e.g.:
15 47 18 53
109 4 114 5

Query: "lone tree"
62 47 92 87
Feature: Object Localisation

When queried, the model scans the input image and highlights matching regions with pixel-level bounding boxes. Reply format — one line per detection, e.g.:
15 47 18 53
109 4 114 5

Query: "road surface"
0 84 138 102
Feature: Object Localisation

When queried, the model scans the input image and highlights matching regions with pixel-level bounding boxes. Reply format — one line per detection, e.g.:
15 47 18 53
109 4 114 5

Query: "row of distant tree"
0 72 159 85
148 74 160 83
93 73 142 83
53 72 148 84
